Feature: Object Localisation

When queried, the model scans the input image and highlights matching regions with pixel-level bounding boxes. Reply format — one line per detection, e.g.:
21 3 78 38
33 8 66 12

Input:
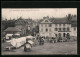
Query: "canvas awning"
6 34 13 36
4 27 21 32
26 35 34 39
15 33 20 36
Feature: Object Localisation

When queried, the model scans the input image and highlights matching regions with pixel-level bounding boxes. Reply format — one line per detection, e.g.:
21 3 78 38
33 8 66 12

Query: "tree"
35 25 39 33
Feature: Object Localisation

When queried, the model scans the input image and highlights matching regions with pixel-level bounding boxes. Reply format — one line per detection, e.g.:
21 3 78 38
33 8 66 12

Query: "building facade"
71 16 77 37
39 16 77 38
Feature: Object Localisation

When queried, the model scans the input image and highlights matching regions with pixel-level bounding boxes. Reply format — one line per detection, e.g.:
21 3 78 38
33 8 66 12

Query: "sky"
2 8 77 20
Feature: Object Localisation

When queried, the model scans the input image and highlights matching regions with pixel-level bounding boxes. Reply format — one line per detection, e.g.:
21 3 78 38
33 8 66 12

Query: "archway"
63 33 66 37
67 33 70 36
66 33 70 39
59 33 61 37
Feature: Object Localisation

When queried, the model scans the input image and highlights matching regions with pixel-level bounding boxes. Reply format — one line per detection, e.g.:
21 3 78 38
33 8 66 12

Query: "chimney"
43 16 49 19
74 15 77 17
67 14 72 21
46 16 49 18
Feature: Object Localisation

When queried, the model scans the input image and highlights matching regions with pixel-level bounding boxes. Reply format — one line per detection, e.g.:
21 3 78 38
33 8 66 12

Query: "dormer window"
45 20 48 22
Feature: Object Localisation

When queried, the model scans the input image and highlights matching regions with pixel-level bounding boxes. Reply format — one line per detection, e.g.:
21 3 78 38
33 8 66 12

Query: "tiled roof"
52 18 71 24
71 17 77 21
4 27 21 32
71 23 77 27
71 17 77 27
38 19 43 23
39 17 71 24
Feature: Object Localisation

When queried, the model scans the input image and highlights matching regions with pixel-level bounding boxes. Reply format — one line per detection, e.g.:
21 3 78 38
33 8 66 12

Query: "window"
74 27 76 31
63 28 65 31
49 24 52 27
63 33 66 37
45 20 48 22
66 33 70 38
59 28 61 31
63 24 65 27
59 24 61 26
67 27 70 31
46 28 48 32
59 33 61 37
55 28 57 31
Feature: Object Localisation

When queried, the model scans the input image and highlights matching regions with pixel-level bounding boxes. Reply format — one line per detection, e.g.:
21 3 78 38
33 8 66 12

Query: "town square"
1 8 77 55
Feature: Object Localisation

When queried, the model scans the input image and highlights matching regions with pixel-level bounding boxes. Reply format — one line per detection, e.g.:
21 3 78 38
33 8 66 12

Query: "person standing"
38 36 42 45
41 38 44 45
24 39 32 52
24 42 32 52
66 33 70 42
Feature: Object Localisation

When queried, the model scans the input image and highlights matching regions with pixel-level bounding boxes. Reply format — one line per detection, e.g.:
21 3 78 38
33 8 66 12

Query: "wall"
71 27 77 36
39 23 71 37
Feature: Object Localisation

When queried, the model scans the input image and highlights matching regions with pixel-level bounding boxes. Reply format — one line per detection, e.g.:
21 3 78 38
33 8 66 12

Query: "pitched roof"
71 16 77 21
53 18 71 24
71 23 77 27
39 17 71 24
71 17 77 27
38 19 43 23
4 27 21 32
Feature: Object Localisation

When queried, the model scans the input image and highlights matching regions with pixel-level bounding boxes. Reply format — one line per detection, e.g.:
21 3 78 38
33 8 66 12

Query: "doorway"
59 33 61 37
63 33 66 37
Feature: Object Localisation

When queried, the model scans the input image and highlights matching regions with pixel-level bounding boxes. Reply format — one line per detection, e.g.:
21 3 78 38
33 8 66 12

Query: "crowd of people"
2 33 71 52
24 34 71 52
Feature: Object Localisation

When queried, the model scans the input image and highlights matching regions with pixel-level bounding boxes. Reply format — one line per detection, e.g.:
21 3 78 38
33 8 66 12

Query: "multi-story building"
39 15 77 38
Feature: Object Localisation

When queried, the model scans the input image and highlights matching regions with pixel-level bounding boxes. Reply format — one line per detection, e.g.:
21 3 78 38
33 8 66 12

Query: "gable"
40 19 52 24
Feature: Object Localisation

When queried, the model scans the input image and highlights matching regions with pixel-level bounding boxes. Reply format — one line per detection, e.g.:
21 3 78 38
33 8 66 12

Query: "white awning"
6 34 13 36
28 40 34 45
15 33 20 36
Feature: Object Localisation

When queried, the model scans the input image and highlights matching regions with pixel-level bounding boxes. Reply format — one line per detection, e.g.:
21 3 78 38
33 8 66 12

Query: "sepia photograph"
1 8 77 55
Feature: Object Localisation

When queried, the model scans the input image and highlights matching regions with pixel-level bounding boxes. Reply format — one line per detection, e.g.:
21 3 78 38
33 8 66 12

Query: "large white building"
71 16 77 37
39 15 77 38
